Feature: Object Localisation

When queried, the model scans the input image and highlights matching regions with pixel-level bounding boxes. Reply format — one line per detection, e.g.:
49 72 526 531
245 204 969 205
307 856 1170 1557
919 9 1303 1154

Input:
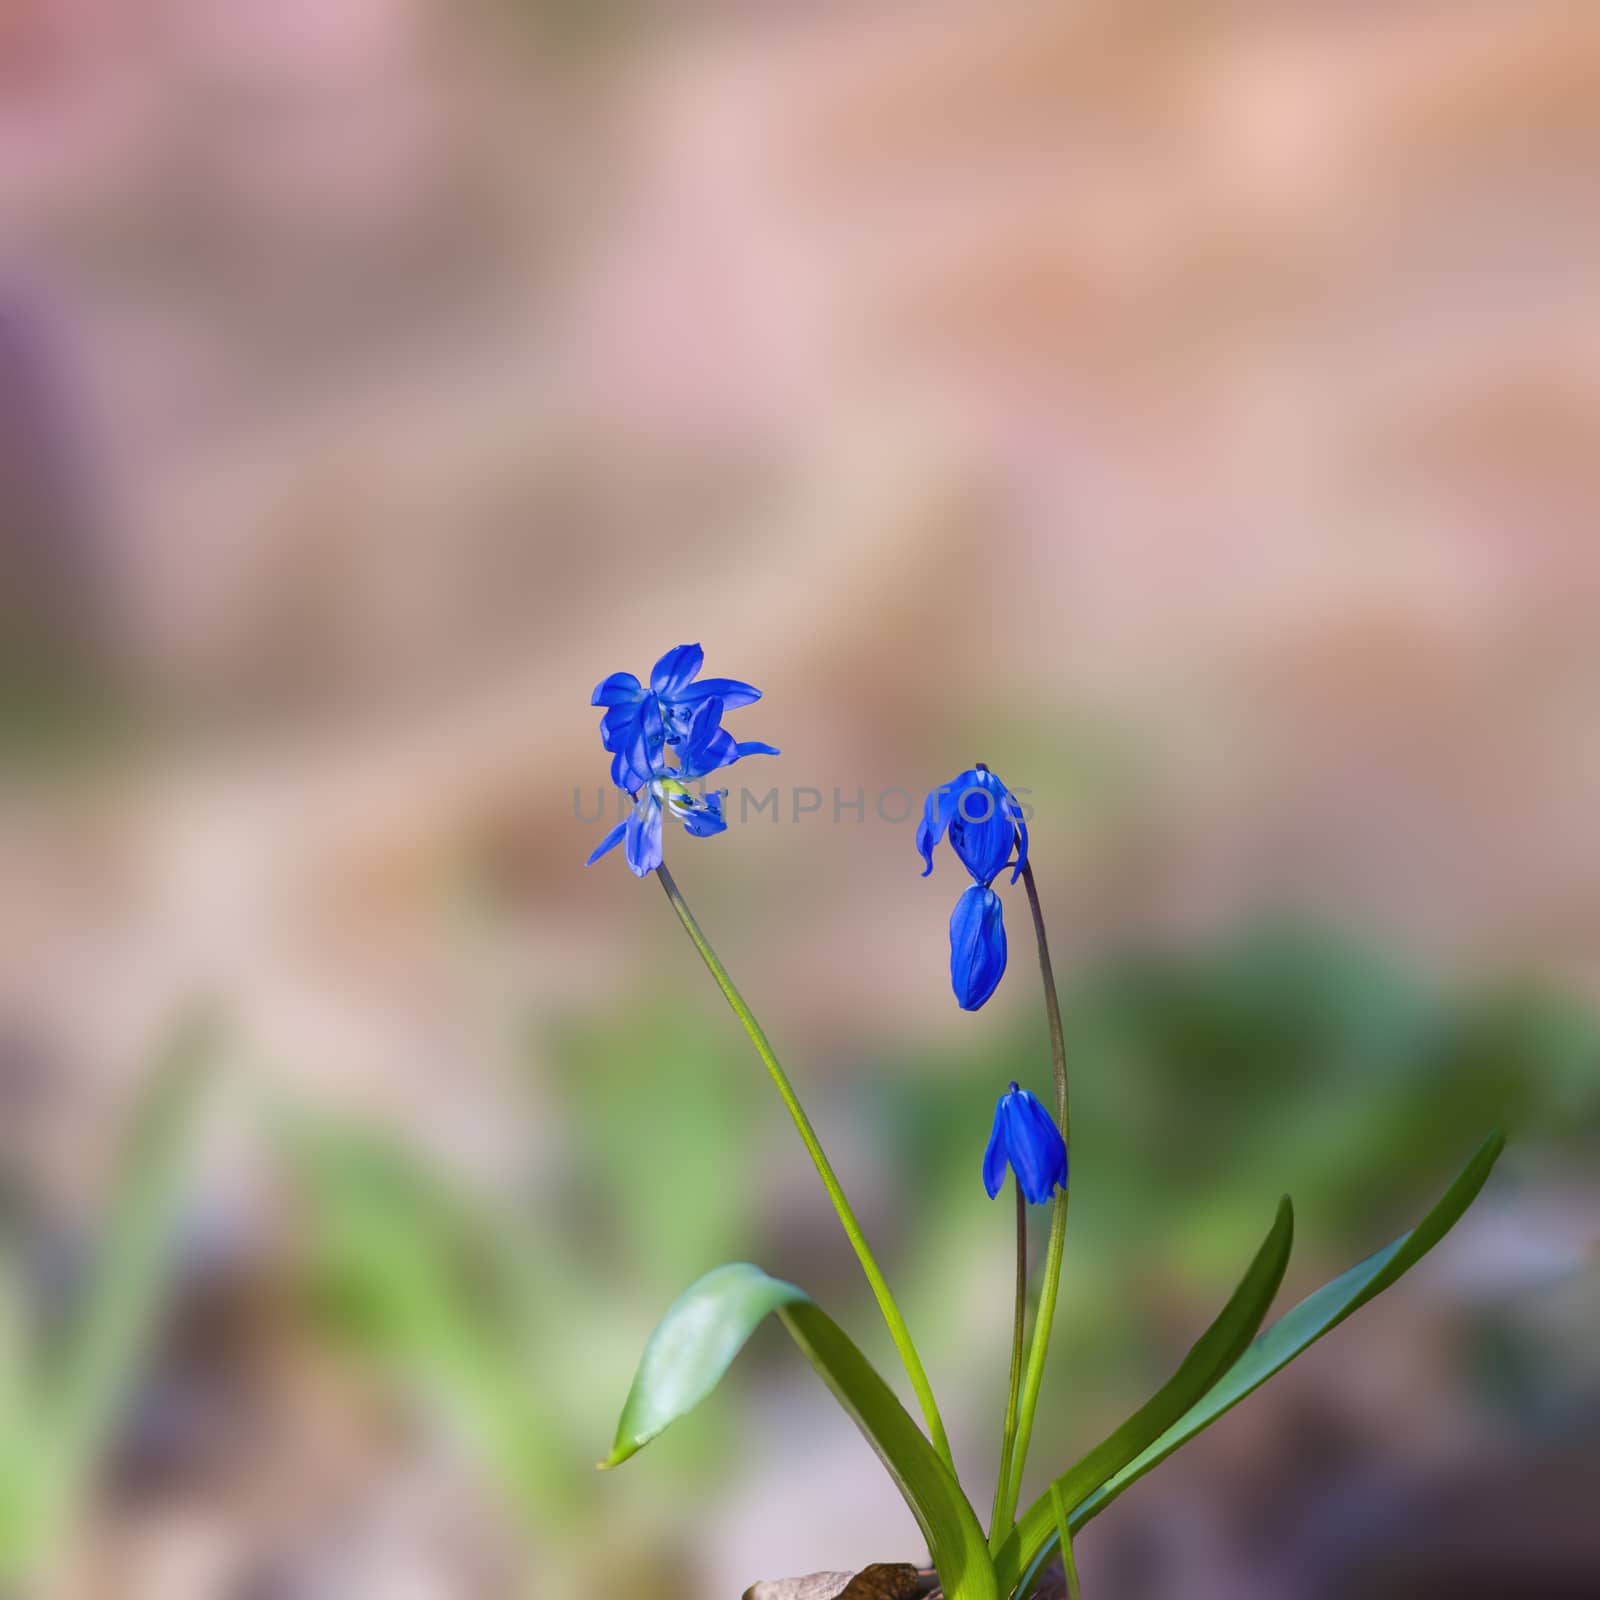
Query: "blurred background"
2 2 1599 1596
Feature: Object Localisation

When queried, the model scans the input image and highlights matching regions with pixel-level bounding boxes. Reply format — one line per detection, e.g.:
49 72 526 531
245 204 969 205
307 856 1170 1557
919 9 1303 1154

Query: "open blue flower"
594 644 762 791
588 687 777 877
982 1082 1067 1203
918 764 1028 1008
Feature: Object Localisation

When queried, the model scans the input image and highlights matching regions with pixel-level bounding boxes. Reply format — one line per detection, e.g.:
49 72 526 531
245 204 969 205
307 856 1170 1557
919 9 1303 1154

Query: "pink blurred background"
2 3 1598 1596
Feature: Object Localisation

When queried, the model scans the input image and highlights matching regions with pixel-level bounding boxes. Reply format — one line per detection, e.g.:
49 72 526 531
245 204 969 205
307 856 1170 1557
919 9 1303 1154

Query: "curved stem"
654 863 956 1476
1021 863 1069 1136
992 860 1072 1541
988 1178 1028 1538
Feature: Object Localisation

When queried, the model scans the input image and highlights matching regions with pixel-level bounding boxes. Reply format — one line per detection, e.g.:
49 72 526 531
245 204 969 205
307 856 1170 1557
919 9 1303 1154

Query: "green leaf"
3 1013 216 1579
604 1263 807 1466
1005 1133 1504 1596
605 1264 998 1600
995 1196 1294 1593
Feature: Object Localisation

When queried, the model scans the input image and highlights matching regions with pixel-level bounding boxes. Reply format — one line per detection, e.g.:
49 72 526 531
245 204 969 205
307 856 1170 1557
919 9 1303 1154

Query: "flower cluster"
917 766 1029 1010
587 644 777 877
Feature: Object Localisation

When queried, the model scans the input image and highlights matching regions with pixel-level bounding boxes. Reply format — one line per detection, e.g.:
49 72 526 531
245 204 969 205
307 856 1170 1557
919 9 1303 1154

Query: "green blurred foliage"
0 1019 211 1587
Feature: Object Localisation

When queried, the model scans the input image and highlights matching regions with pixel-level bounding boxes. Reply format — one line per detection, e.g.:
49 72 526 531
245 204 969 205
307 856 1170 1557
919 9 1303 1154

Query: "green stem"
654 862 956 1476
988 1177 1028 1538
992 860 1072 1543
1020 862 1068 1136
1048 1482 1084 1600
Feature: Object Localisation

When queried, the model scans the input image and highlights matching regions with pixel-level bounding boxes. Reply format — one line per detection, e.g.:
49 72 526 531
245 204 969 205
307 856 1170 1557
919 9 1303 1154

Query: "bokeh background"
2 2 1599 1596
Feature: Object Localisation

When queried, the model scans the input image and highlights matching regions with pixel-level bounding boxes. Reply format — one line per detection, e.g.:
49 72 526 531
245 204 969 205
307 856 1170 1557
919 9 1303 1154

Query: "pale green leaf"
606 1263 998 1600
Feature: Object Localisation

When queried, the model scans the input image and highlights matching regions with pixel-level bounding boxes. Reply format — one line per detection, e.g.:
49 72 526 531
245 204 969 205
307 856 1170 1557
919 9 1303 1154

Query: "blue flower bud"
950 884 1007 1011
982 1082 1068 1204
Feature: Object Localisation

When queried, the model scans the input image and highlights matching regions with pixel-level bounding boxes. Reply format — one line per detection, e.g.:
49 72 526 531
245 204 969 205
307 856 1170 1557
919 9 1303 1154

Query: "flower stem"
654 862 957 1476
988 1177 1028 1539
991 860 1071 1544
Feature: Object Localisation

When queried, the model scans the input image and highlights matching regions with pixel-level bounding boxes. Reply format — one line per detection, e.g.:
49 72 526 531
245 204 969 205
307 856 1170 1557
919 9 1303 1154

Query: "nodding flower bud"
982 1082 1068 1204
950 885 1007 1011
917 767 1028 887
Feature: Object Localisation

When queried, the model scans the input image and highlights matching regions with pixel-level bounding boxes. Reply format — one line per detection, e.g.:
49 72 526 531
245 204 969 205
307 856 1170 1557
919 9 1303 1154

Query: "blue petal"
680 695 725 754
610 698 667 789
734 740 779 758
674 676 761 710
678 697 744 780
949 885 1007 1010
585 818 627 866
599 701 644 752
624 794 664 876
681 737 736 780
981 1098 1009 1198
611 734 656 793
651 643 704 696
1010 812 1030 885
676 791 728 838
916 782 962 877
639 694 666 757
592 671 644 707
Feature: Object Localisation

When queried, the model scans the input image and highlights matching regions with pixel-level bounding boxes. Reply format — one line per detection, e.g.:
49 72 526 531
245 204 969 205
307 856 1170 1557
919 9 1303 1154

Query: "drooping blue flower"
950 885 1007 1010
918 766 1028 886
918 764 1028 1008
982 1082 1068 1204
588 673 777 876
594 644 762 791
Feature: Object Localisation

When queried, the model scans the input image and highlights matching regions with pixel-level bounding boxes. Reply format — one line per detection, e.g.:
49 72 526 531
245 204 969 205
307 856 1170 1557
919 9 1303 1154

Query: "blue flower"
594 644 762 792
918 764 1028 1008
950 885 1007 1010
982 1082 1067 1204
918 766 1028 886
588 674 777 876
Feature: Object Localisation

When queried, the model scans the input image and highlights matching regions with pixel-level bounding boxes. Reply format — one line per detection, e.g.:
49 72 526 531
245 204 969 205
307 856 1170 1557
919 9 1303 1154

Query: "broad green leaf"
3 1013 216 1579
995 1196 1293 1593
606 1264 998 1600
1006 1132 1504 1596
